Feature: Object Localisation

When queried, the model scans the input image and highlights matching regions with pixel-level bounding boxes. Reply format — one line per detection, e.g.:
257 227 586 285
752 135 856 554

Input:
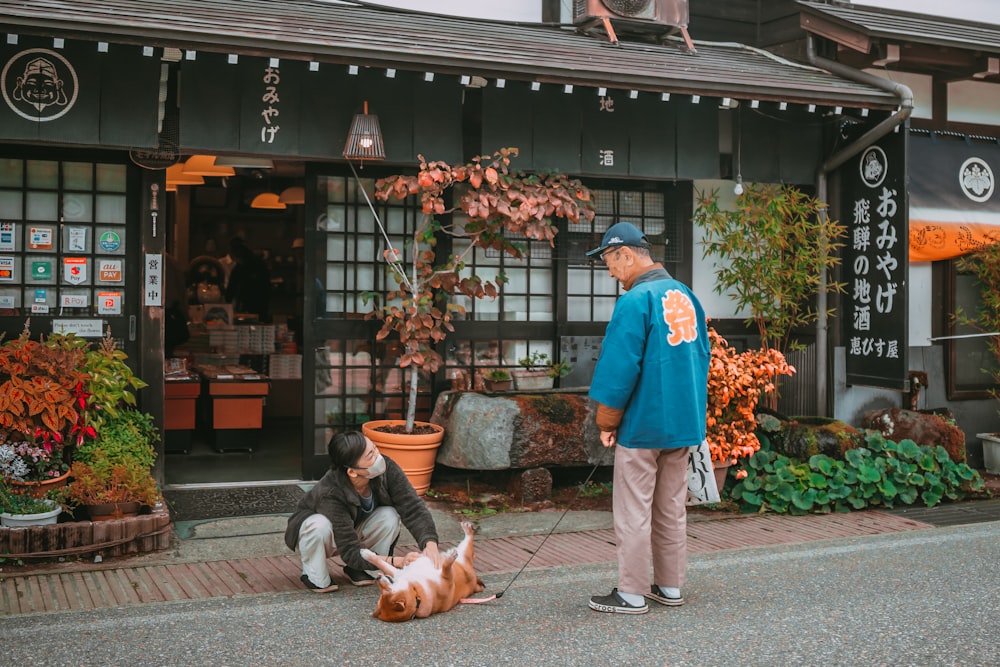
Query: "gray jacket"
284 456 439 570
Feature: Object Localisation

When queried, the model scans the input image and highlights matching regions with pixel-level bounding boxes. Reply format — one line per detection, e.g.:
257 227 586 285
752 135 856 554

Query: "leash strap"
459 594 497 604
492 460 604 600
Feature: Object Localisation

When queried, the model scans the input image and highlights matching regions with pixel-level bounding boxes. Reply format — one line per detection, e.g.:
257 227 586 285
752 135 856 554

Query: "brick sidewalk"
0 509 931 617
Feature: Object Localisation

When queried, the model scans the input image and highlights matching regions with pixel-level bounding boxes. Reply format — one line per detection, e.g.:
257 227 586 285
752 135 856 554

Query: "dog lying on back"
360 521 485 622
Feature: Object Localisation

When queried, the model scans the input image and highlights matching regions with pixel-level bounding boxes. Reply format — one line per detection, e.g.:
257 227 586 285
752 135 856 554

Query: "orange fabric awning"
909 133 1000 262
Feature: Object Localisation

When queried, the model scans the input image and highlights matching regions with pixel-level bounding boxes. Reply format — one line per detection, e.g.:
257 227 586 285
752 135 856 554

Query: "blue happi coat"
588 267 709 449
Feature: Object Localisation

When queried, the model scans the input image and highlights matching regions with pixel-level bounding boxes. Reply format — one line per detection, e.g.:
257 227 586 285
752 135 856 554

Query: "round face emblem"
859 146 888 189
958 157 994 203
1 48 79 121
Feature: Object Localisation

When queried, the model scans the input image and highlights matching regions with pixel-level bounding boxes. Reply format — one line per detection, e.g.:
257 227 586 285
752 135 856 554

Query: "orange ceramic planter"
12 470 71 499
361 420 445 496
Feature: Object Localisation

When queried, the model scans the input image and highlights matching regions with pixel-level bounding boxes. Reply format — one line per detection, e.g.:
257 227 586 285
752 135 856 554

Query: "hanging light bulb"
734 175 744 196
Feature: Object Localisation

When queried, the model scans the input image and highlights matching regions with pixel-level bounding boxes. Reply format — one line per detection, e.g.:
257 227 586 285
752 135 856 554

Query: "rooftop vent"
574 0 694 50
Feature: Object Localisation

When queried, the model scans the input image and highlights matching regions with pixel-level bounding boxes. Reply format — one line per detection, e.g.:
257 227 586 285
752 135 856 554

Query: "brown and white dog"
360 521 485 622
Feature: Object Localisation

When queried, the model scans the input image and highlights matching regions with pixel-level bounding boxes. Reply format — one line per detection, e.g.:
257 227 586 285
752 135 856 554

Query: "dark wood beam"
800 13 872 53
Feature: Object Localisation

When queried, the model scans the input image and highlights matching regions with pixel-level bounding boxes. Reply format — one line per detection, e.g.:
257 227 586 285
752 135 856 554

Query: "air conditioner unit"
573 0 693 50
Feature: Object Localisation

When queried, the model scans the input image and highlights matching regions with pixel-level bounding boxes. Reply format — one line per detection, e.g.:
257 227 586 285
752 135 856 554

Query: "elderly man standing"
585 221 710 615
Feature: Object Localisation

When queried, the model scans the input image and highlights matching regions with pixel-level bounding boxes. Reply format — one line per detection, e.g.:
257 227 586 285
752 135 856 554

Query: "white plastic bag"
686 440 720 505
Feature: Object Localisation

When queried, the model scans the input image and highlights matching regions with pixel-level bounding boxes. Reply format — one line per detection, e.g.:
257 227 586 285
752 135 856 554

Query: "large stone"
430 390 612 470
772 416 864 460
509 467 553 502
860 407 967 463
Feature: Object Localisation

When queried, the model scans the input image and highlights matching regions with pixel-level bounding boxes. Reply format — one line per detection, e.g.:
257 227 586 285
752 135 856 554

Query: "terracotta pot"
713 461 731 493
86 501 142 521
483 379 512 392
11 470 71 499
361 420 445 496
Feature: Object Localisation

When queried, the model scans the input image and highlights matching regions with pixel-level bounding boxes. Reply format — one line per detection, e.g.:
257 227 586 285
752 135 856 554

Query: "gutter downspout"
805 34 913 416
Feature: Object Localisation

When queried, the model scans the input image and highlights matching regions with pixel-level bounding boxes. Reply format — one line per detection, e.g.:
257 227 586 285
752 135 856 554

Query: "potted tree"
956 241 1000 473
362 147 594 492
692 183 845 408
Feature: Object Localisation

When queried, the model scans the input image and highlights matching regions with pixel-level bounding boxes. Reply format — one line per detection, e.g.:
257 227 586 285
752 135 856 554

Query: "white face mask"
356 453 386 479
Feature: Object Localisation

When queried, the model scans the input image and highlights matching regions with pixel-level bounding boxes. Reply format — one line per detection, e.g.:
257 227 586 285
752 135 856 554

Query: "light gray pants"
296 506 401 588
613 445 691 596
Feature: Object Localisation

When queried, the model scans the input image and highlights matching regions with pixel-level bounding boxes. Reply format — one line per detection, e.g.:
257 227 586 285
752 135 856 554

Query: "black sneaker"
300 574 338 593
344 565 376 587
588 588 649 615
644 586 684 606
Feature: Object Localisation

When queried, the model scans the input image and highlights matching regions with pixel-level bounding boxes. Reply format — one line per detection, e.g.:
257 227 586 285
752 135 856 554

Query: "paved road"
7 522 999 667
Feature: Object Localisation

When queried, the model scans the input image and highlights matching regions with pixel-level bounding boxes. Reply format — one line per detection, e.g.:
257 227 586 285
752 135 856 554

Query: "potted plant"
512 351 554 391
482 368 512 392
1 441 64 526
706 327 795 489
65 408 159 520
0 322 92 492
64 457 160 520
362 148 593 492
0 436 71 498
693 183 845 408
547 358 572 381
955 241 1000 473
0 481 62 528
79 330 148 434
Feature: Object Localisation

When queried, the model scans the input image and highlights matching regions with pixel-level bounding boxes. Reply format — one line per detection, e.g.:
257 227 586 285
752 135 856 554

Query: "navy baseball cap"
586 221 649 258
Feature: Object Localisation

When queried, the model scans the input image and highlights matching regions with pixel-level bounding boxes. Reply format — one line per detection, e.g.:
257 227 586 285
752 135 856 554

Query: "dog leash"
477 459 604 601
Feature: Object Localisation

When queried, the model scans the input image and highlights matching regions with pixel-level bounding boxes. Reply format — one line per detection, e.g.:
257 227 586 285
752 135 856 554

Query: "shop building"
0 1 914 486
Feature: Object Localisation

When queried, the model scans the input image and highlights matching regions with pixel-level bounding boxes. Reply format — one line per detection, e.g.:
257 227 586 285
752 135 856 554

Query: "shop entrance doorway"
162 158 306 485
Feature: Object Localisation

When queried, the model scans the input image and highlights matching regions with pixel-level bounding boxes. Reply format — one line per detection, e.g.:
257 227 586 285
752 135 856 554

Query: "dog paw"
359 548 377 564
460 521 477 534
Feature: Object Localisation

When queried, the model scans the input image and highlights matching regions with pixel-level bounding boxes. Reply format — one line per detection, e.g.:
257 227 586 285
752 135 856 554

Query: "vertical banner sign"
841 126 908 389
144 253 162 307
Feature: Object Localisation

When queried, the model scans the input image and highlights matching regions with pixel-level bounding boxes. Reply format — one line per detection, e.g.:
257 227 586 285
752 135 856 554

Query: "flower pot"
713 461 731 493
362 420 445 496
10 470 71 499
976 433 1000 474
0 499 62 527
86 501 142 521
511 369 553 391
483 379 512 392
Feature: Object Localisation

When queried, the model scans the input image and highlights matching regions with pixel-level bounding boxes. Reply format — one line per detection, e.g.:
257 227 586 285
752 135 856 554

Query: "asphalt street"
6 521 998 667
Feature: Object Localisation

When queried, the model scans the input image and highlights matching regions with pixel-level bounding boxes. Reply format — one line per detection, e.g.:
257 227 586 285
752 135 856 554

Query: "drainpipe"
805 34 913 416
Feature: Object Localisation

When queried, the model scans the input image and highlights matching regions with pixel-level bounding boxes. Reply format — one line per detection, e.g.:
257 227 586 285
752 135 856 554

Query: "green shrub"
74 409 157 470
731 431 984 515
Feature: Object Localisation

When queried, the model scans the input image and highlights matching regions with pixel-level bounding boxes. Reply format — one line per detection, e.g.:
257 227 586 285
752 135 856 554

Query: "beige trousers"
296 506 400 588
613 445 692 596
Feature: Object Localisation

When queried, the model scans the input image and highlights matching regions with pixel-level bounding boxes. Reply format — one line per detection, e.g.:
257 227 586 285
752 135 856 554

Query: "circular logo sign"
859 146 888 189
99 230 121 252
958 157 994 203
1 48 79 121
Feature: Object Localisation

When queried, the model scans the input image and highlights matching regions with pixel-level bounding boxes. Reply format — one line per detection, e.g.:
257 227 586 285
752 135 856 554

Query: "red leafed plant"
366 147 594 432
706 327 795 465
0 322 89 454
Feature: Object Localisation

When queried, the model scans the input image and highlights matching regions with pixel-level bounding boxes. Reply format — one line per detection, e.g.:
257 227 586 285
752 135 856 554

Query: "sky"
338 1 999 25
831 0 998 22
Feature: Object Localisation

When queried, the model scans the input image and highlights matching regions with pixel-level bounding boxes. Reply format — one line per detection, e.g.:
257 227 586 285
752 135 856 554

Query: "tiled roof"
0 0 898 108
798 0 1000 53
